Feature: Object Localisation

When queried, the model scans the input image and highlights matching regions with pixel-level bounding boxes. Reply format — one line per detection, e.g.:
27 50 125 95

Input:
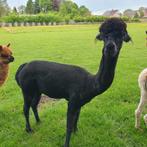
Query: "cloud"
73 0 147 12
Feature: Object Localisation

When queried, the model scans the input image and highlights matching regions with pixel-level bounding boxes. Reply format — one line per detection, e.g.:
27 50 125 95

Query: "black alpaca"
15 18 131 147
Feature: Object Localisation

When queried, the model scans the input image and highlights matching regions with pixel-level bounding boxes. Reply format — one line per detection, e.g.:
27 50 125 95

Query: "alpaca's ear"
96 34 103 41
7 43 10 47
123 32 132 42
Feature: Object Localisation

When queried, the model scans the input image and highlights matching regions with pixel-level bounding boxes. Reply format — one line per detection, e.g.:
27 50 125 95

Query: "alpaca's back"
16 60 93 99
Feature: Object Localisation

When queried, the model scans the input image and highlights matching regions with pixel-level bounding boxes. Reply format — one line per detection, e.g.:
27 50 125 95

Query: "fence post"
14 22 18 27
48 22 51 26
32 22 35 26
20 22 24 27
53 22 56 25
37 22 41 26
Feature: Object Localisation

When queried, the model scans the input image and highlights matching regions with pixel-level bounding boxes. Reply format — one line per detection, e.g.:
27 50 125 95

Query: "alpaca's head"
0 44 14 64
96 18 131 57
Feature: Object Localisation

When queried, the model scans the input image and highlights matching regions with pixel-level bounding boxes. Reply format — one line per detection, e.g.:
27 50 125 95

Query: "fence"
0 21 94 27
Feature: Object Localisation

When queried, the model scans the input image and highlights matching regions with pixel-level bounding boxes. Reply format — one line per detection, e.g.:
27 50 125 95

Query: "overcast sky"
7 0 147 13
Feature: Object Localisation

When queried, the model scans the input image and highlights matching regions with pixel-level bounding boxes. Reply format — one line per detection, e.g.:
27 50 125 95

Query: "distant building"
138 7 147 18
103 10 122 17
123 9 136 18
143 9 147 18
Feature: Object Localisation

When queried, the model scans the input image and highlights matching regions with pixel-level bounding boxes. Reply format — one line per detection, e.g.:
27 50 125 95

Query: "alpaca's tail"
15 63 27 86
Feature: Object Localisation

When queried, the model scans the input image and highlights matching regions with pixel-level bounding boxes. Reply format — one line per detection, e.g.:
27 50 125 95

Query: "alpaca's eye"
105 34 108 37
104 35 109 40
1 54 8 58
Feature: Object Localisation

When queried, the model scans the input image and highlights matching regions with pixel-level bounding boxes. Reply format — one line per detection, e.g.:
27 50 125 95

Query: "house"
143 9 147 18
103 10 122 17
123 9 136 18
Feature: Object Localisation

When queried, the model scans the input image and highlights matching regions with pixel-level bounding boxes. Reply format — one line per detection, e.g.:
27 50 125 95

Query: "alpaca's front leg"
135 90 147 129
135 105 143 129
64 101 79 147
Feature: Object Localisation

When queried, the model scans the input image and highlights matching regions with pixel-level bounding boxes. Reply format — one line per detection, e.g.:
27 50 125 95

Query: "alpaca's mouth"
1 56 14 64
104 41 118 57
8 56 14 63
3 60 10 64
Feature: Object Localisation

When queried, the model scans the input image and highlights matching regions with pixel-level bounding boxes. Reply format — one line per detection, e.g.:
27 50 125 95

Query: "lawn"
0 23 147 147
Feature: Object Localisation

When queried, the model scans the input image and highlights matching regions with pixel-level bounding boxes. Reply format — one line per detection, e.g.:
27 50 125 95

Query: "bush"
73 16 86 22
73 16 108 23
3 14 23 23
121 16 130 22
2 13 64 23
1 14 140 24
131 18 140 22
63 15 70 24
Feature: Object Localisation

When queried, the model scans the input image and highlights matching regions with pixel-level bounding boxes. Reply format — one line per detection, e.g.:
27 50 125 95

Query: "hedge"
2 14 64 23
1 14 140 24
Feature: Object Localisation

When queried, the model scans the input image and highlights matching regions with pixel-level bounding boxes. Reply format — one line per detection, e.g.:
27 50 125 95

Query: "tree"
40 0 52 13
59 1 79 18
12 7 18 14
79 5 90 16
0 0 10 17
18 5 26 14
134 12 139 18
34 0 40 14
52 0 61 11
25 0 34 14
139 7 144 18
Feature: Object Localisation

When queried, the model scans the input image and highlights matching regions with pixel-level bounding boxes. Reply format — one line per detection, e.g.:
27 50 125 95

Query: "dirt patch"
3 27 16 33
38 95 59 107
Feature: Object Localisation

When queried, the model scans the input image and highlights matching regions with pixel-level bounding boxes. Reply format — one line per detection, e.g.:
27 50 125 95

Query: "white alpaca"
135 68 147 129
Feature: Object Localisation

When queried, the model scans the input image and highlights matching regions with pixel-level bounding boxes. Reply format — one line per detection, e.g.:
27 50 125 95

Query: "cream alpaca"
135 68 147 128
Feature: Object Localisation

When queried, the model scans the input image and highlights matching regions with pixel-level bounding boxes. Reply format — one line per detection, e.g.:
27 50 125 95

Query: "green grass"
0 23 147 147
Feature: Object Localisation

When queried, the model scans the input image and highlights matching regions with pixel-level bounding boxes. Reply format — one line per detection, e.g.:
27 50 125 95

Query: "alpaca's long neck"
94 54 119 95
0 64 9 86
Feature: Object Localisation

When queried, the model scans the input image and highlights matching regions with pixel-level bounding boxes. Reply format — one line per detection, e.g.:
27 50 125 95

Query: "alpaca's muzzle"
104 41 117 57
8 55 14 63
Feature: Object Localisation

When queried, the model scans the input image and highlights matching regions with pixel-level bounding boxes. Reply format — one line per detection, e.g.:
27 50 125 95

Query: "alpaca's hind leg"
135 90 147 128
31 93 41 123
24 101 32 132
23 91 33 133
73 108 81 133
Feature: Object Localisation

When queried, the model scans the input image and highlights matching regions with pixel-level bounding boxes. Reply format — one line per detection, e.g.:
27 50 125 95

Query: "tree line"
0 0 140 24
0 0 91 18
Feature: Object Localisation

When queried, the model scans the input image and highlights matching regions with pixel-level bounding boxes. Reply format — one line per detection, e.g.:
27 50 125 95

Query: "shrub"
121 16 130 22
2 13 64 23
1 14 140 24
74 16 108 23
131 18 140 22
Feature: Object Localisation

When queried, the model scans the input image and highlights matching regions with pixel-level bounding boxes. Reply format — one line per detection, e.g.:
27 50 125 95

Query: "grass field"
0 23 147 147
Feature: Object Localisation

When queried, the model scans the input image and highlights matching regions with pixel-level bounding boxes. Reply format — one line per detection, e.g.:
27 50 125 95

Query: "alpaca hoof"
143 114 147 126
64 144 69 147
26 128 33 133
73 127 78 134
135 123 140 129
138 128 144 132
36 120 41 124
135 126 143 132
135 125 140 129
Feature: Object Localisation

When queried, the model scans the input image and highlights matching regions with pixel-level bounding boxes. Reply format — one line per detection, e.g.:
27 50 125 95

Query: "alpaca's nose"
104 41 117 57
8 56 14 62
106 42 115 49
